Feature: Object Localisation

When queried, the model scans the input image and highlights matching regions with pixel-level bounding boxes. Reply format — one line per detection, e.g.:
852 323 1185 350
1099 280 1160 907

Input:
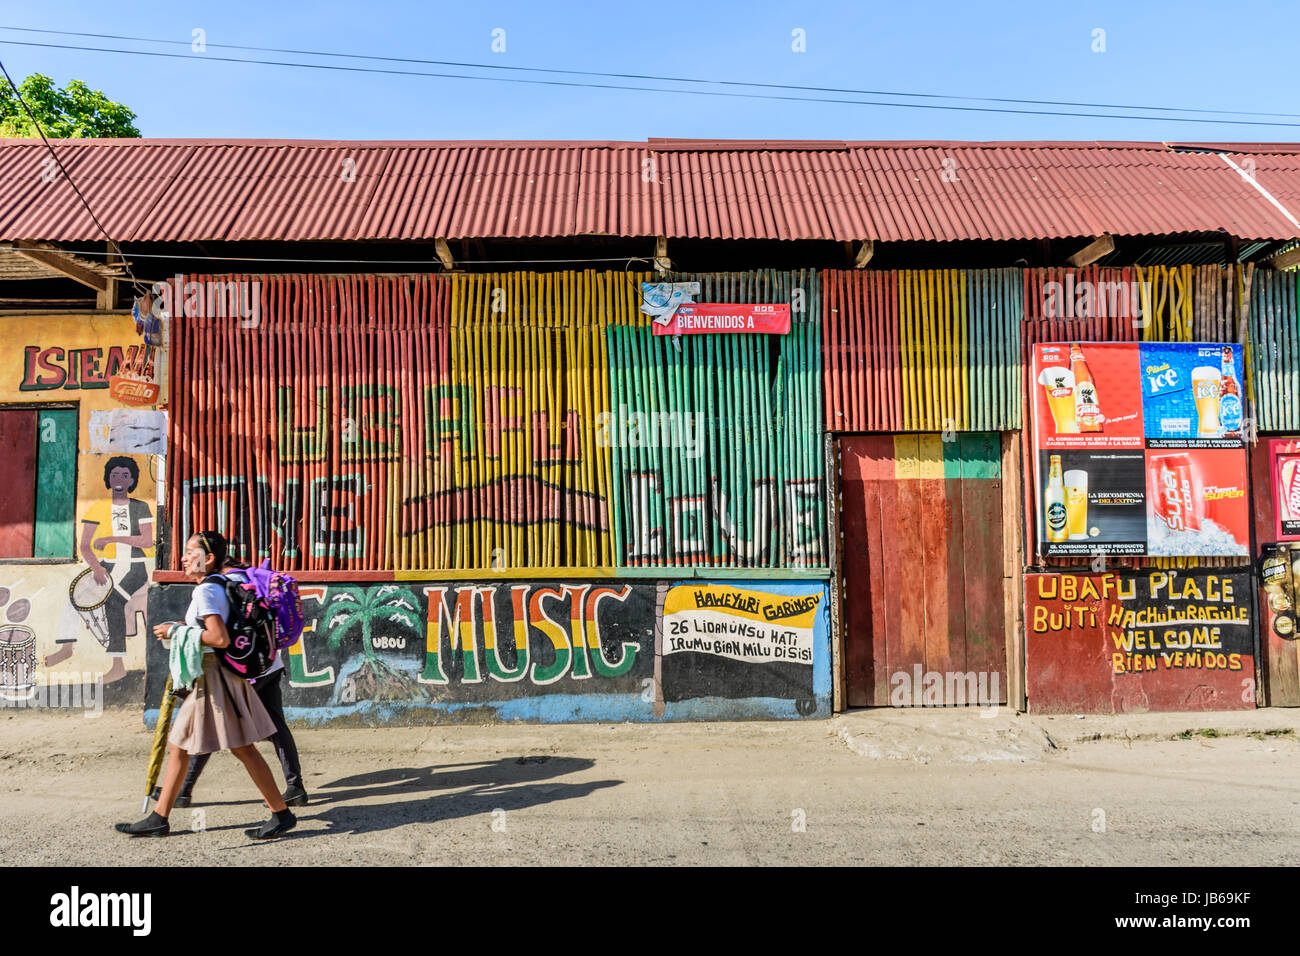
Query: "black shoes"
282 785 308 807
114 811 170 837
246 809 296 839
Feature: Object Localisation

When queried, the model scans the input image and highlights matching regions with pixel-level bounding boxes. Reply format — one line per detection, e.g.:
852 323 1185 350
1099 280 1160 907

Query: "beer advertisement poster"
1032 341 1250 558
1031 343 1143 449
1139 343 1244 449
1270 439 1300 540
1036 450 1145 556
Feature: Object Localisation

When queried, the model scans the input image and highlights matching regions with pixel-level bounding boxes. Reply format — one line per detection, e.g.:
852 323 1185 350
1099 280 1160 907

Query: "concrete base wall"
146 578 831 725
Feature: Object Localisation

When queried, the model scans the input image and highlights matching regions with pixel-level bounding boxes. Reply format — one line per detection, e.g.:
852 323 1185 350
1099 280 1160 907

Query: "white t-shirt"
187 570 285 677
184 580 228 655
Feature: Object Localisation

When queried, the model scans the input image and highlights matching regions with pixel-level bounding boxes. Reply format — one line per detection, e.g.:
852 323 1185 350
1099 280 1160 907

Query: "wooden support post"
1065 234 1115 268
853 240 875 269
434 238 456 271
11 241 109 293
96 277 118 311
825 433 845 713
1002 430 1027 712
653 235 670 274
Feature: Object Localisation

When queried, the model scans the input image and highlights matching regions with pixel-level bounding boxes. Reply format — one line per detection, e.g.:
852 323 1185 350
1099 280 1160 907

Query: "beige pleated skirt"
169 653 276 754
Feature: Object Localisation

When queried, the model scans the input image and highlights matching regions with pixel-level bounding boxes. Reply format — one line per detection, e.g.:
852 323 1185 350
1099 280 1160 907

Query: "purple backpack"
237 560 305 651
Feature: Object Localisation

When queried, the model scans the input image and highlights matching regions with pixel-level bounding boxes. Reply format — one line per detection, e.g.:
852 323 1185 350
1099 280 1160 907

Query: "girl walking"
114 531 296 839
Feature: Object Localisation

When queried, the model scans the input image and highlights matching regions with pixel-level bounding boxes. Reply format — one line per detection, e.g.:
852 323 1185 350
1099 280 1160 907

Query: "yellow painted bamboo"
958 270 970 431
922 270 937 431
940 270 951 430
564 276 578 563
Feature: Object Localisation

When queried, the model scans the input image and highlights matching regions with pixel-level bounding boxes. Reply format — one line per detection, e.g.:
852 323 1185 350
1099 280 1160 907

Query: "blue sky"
0 0 1296 142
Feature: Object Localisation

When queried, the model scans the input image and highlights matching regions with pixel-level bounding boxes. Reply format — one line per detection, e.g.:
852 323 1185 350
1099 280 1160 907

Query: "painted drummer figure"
45 456 154 684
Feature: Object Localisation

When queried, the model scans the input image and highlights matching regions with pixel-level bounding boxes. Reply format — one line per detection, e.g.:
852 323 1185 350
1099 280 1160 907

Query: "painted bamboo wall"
447 271 619 570
1248 268 1300 432
822 268 1021 433
605 269 825 568
167 269 826 573
168 274 453 572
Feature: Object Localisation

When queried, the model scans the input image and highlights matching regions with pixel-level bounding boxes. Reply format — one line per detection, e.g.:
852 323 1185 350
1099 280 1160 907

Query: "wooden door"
0 409 37 558
840 433 1008 706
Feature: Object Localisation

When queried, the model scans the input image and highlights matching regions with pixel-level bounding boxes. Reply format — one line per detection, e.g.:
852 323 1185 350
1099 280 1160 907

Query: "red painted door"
840 433 1008 706
0 409 37 558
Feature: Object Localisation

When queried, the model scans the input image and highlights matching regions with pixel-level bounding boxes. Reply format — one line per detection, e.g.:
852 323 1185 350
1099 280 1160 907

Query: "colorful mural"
0 314 162 708
145 579 832 723
165 271 827 574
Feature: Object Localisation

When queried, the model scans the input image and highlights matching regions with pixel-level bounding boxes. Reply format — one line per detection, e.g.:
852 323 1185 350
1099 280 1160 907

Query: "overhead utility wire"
4 24 1299 121
5 38 1300 128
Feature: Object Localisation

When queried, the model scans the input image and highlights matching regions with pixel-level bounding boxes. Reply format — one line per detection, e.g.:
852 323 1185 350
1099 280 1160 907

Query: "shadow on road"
191 755 621 839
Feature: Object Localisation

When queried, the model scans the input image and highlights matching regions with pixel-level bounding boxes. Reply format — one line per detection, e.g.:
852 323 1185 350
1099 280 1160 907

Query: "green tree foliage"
0 73 139 138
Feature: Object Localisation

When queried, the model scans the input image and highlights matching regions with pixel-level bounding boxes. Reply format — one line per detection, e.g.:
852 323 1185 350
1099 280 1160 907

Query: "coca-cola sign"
1270 439 1300 540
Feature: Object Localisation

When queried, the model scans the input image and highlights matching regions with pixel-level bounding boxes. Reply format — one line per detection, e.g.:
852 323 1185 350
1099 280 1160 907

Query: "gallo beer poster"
1032 342 1249 557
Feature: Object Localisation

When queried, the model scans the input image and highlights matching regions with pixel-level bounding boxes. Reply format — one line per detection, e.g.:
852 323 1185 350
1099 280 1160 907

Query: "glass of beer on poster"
1064 469 1088 539
1191 365 1222 438
1038 366 1079 434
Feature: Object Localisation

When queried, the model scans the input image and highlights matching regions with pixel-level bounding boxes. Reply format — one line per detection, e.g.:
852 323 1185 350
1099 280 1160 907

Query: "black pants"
182 669 303 793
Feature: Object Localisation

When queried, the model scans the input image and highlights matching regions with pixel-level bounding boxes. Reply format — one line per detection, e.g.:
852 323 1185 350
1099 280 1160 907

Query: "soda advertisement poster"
1269 439 1300 540
1025 570 1254 713
1032 342 1249 557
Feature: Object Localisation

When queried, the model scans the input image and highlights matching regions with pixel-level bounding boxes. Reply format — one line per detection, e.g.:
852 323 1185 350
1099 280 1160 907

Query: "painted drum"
69 568 112 649
0 624 36 699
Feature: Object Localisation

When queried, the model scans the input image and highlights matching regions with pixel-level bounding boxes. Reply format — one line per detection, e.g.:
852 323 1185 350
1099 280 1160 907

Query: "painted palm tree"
325 585 426 701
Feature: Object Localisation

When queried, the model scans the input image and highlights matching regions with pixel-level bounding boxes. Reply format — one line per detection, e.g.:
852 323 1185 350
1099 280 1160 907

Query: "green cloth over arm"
167 624 205 690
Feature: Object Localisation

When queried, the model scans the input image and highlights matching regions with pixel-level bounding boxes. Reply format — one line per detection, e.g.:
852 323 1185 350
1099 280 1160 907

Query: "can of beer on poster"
1148 453 1202 533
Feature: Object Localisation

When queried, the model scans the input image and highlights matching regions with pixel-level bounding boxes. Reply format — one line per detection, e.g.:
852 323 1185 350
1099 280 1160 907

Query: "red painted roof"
2 138 1298 243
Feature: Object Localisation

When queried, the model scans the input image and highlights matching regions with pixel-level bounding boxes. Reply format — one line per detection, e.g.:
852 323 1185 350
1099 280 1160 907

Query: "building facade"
2 139 1299 721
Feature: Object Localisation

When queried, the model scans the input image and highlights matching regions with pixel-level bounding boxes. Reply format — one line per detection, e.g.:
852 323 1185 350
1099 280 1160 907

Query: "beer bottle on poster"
1219 346 1242 439
1045 455 1068 543
1069 344 1102 432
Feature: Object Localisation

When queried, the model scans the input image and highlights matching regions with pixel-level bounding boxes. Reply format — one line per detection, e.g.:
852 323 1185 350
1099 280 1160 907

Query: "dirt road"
2 708 1298 866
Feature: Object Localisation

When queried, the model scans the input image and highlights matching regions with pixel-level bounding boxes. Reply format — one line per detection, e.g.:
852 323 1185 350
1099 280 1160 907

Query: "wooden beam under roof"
1065 234 1115 268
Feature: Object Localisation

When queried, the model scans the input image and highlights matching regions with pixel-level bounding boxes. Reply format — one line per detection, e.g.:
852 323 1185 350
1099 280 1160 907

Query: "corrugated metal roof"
2 139 1299 244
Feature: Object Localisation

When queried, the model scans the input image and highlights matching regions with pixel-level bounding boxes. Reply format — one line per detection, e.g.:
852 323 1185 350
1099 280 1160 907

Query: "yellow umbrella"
142 675 177 813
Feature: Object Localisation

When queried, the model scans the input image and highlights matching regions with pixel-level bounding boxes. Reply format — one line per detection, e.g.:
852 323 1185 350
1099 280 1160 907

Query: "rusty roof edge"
8 137 1300 153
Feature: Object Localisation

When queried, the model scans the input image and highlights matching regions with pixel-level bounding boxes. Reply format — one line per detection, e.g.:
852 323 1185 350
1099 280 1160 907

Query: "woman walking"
168 555 308 809
114 531 296 839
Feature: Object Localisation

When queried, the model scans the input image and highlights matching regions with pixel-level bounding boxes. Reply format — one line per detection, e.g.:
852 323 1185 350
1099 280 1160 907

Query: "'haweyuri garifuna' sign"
662 583 818 663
